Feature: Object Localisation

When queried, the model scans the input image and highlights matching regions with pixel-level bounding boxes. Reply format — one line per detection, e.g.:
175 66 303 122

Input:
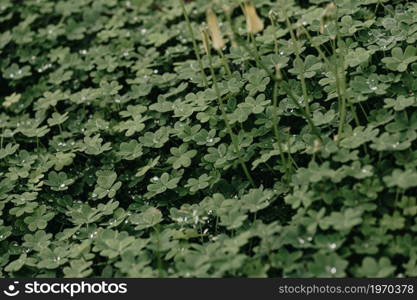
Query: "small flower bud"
268 9 279 24
243 2 264 34
206 8 225 51
313 139 322 153
320 2 337 34
222 5 232 16
275 64 283 81
201 27 210 55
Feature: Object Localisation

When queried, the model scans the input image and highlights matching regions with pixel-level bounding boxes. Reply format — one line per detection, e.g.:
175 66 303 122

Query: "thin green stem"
349 101 361 127
303 24 349 140
334 22 349 140
358 102 369 122
218 48 232 77
268 15 279 56
250 33 262 67
272 80 288 177
283 10 312 118
300 26 330 65
330 38 347 139
225 14 323 143
205 39 256 188
283 82 323 143
179 0 208 88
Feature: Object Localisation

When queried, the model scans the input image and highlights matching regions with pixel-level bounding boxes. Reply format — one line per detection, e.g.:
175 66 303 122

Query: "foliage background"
1 0 417 277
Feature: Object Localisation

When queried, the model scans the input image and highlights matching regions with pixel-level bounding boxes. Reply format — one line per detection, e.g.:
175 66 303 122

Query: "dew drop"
329 243 337 249
367 78 378 91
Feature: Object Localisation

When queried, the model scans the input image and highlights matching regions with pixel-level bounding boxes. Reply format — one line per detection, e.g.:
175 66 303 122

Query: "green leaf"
130 207 163 230
357 257 396 277
384 169 417 190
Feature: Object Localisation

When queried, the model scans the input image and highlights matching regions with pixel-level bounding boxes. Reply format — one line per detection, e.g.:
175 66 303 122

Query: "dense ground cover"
1 0 417 277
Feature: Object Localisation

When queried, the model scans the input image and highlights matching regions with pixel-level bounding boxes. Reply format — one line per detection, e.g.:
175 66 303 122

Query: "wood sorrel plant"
201 26 255 188
2 0 417 279
320 2 350 140
179 0 209 88
224 2 324 144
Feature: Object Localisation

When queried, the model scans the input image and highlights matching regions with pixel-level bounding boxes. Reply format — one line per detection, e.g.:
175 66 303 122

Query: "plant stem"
205 38 256 188
272 79 288 177
302 24 350 139
218 48 232 77
282 82 323 143
250 33 262 67
300 26 330 65
283 9 312 119
225 14 323 143
179 0 209 88
358 102 369 122
269 15 279 56
334 22 349 140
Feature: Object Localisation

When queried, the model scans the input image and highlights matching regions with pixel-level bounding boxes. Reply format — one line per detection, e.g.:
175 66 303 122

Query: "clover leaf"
45 171 74 191
167 144 197 169
147 173 180 197
83 135 112 155
384 169 417 190
63 260 93 278
93 229 135 259
47 112 69 127
130 207 163 230
382 46 417 72
357 257 396 277
345 48 371 68
185 174 211 193
93 171 121 200
117 140 143 160
24 205 55 232
244 68 270 95
320 208 363 231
